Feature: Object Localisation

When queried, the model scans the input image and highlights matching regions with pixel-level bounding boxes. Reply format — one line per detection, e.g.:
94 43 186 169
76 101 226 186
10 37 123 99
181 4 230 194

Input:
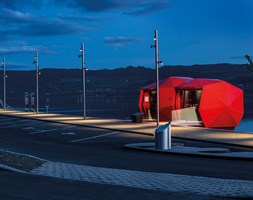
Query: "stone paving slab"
31 161 253 198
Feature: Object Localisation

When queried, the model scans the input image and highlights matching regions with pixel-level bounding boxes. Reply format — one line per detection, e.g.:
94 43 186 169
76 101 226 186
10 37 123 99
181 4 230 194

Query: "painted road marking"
71 131 120 143
0 119 30 125
61 132 76 135
1 121 44 128
22 127 35 130
0 116 7 119
62 125 77 130
29 128 58 134
0 117 17 122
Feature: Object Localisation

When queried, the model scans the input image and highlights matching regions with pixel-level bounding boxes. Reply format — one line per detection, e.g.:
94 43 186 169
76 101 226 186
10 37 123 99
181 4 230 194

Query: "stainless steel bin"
155 122 171 150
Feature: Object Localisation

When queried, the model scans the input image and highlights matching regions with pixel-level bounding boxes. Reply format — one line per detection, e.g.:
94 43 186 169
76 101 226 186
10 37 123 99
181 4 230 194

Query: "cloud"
54 0 119 12
2 62 32 70
122 0 170 15
0 6 93 38
0 41 54 55
104 36 139 47
0 0 45 9
0 7 35 24
58 14 105 22
0 11 92 37
230 56 250 60
55 0 170 15
16 20 89 36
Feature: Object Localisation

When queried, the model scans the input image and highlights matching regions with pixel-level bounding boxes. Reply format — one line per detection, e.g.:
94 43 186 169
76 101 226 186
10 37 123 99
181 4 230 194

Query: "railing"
0 100 14 110
172 107 202 126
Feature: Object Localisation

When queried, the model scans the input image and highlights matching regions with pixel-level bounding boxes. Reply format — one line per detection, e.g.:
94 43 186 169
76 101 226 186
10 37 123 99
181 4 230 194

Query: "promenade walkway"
0 110 253 148
31 161 253 198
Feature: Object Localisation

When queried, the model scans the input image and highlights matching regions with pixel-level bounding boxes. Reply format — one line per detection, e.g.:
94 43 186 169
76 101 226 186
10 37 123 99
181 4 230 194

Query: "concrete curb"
0 164 27 173
125 143 253 161
0 148 47 162
0 149 46 173
171 135 253 150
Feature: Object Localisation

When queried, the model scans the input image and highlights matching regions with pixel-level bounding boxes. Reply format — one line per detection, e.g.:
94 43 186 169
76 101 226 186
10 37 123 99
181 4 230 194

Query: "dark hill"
0 63 252 116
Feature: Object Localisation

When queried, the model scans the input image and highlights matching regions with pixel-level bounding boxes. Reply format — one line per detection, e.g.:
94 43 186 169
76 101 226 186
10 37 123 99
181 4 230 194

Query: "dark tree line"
245 54 253 74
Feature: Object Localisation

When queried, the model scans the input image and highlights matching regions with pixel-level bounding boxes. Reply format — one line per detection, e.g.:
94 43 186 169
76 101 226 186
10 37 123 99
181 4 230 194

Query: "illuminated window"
175 90 202 109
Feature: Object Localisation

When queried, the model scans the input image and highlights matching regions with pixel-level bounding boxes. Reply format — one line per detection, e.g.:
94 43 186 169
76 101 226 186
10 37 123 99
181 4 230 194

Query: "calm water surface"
235 118 253 132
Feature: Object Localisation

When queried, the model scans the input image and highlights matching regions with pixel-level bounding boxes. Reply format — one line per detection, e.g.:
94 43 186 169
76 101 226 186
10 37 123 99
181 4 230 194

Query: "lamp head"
158 61 163 65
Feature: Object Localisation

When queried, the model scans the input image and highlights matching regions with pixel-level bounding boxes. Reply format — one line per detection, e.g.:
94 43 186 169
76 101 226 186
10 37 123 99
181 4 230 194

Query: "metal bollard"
155 122 171 150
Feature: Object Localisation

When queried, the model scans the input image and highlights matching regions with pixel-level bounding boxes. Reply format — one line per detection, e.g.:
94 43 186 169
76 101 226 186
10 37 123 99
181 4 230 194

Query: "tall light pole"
78 42 86 119
2 58 6 111
33 51 39 114
151 30 163 127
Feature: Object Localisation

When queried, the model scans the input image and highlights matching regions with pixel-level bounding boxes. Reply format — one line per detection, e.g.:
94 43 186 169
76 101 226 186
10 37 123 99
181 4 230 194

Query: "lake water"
235 118 253 132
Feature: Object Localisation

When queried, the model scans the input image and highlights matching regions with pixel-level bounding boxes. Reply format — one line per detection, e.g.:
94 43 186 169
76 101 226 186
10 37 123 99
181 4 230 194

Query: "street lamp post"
2 58 6 111
78 42 86 119
33 51 39 114
151 30 163 127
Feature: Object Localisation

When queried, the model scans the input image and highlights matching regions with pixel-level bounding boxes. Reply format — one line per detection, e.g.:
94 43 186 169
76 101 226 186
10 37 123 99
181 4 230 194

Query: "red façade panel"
199 81 244 128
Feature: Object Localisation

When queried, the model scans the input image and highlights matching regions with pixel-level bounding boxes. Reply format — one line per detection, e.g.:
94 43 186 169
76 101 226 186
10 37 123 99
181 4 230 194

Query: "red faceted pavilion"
138 76 244 128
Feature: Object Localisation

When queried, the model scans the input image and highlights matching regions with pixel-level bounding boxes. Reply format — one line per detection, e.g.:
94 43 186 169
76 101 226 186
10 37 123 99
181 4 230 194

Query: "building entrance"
174 89 202 123
149 90 157 119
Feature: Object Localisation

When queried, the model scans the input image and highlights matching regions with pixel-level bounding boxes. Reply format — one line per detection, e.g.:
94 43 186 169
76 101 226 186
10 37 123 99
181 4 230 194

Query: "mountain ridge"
0 63 252 116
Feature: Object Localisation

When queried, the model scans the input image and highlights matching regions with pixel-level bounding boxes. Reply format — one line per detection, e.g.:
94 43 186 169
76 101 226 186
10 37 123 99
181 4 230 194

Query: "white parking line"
0 117 17 122
22 127 35 130
2 121 43 128
0 119 30 125
29 128 58 134
71 131 120 143
62 125 77 130
62 132 76 135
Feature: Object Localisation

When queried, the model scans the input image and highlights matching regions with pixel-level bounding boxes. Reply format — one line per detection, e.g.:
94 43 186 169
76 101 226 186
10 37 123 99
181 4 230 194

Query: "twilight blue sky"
0 0 252 70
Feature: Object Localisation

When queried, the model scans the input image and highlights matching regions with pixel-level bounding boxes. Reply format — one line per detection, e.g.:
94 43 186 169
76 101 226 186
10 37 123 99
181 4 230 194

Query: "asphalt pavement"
0 115 252 179
1 110 253 148
0 113 253 199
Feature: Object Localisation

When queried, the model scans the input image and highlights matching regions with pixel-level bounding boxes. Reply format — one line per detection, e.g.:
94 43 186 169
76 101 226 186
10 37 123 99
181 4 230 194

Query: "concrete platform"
125 143 253 160
0 110 253 149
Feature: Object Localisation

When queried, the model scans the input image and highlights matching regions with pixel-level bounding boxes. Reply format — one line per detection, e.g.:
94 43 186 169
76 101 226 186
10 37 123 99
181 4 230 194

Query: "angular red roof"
176 78 221 89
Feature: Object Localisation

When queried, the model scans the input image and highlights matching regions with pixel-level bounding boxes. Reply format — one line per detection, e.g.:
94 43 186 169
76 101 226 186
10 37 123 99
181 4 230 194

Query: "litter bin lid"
155 123 170 132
